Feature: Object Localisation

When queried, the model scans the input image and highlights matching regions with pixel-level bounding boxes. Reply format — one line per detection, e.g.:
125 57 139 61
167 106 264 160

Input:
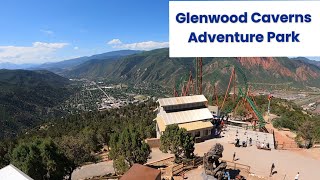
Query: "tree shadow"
146 164 167 169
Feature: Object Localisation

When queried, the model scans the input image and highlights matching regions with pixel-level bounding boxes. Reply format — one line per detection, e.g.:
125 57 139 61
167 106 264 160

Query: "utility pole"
267 94 272 121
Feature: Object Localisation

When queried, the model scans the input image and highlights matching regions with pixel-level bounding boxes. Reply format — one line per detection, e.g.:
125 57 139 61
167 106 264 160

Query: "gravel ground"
148 135 320 179
148 148 174 163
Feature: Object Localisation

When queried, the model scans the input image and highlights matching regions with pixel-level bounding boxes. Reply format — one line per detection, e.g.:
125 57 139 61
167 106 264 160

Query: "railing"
222 159 251 173
145 156 175 166
313 141 320 148
172 164 184 175
248 169 288 180
193 157 203 166
85 175 122 180
171 156 203 176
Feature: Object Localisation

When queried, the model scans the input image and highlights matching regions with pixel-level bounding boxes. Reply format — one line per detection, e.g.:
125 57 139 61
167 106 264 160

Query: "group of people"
234 131 253 148
258 141 271 149
234 130 272 149
234 138 251 147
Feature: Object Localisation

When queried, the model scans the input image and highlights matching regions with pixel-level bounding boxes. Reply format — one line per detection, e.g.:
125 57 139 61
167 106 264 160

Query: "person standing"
295 172 300 180
270 163 275 177
233 152 236 161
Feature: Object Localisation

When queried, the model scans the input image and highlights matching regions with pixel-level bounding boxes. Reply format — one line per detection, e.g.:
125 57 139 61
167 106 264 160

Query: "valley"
2 49 320 140
62 78 168 113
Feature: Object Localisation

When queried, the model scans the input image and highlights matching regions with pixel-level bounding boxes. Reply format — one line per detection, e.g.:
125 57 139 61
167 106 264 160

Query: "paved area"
71 161 114 180
191 138 320 180
222 125 275 149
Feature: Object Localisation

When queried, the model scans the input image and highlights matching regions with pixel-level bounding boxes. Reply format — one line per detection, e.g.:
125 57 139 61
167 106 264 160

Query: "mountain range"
59 48 320 92
0 62 38 70
1 49 320 138
30 50 142 73
2 48 320 94
291 57 320 68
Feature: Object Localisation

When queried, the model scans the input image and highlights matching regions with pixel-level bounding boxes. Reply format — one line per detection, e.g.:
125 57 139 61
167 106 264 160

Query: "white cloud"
40 29 54 35
107 39 122 45
33 42 68 48
74 46 79 50
108 39 169 50
0 42 69 64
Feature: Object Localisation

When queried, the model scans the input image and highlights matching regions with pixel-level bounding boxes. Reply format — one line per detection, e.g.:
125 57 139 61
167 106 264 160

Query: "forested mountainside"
0 69 72 138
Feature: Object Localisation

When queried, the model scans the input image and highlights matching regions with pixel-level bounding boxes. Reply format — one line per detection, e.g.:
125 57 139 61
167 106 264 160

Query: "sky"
0 0 319 64
0 0 169 64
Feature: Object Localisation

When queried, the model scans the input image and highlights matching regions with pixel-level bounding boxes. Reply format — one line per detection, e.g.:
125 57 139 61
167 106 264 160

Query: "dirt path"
264 114 298 149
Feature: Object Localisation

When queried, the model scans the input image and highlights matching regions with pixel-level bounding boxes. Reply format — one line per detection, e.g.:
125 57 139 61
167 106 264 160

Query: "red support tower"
196 57 203 94
221 67 235 110
233 68 236 102
183 71 194 96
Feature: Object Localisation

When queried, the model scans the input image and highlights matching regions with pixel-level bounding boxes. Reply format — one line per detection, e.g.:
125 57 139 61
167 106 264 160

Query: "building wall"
156 123 212 141
188 128 212 138
156 123 161 138
145 138 161 148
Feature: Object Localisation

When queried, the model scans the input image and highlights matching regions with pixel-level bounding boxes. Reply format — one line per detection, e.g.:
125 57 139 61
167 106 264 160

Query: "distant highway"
91 81 112 101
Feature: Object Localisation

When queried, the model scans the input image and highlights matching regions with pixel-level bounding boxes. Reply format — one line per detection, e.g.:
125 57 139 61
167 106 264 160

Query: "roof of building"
157 95 207 107
156 116 166 132
156 116 213 132
228 119 248 124
120 164 160 180
0 164 33 180
160 108 212 125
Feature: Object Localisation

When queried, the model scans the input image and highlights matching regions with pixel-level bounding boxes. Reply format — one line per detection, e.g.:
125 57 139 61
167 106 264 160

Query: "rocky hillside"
291 57 320 68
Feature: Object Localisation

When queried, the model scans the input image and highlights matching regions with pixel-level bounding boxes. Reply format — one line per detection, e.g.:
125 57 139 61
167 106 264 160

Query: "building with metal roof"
0 164 33 180
158 95 207 107
155 95 213 139
208 105 220 117
120 164 161 180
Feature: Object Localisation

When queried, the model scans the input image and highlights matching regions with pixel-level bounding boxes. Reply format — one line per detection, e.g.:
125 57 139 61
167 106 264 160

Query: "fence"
172 164 184 175
145 156 175 166
222 160 251 173
171 156 203 176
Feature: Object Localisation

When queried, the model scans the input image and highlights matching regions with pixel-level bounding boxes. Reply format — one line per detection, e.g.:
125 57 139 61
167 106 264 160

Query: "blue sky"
0 0 169 64
0 0 319 64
